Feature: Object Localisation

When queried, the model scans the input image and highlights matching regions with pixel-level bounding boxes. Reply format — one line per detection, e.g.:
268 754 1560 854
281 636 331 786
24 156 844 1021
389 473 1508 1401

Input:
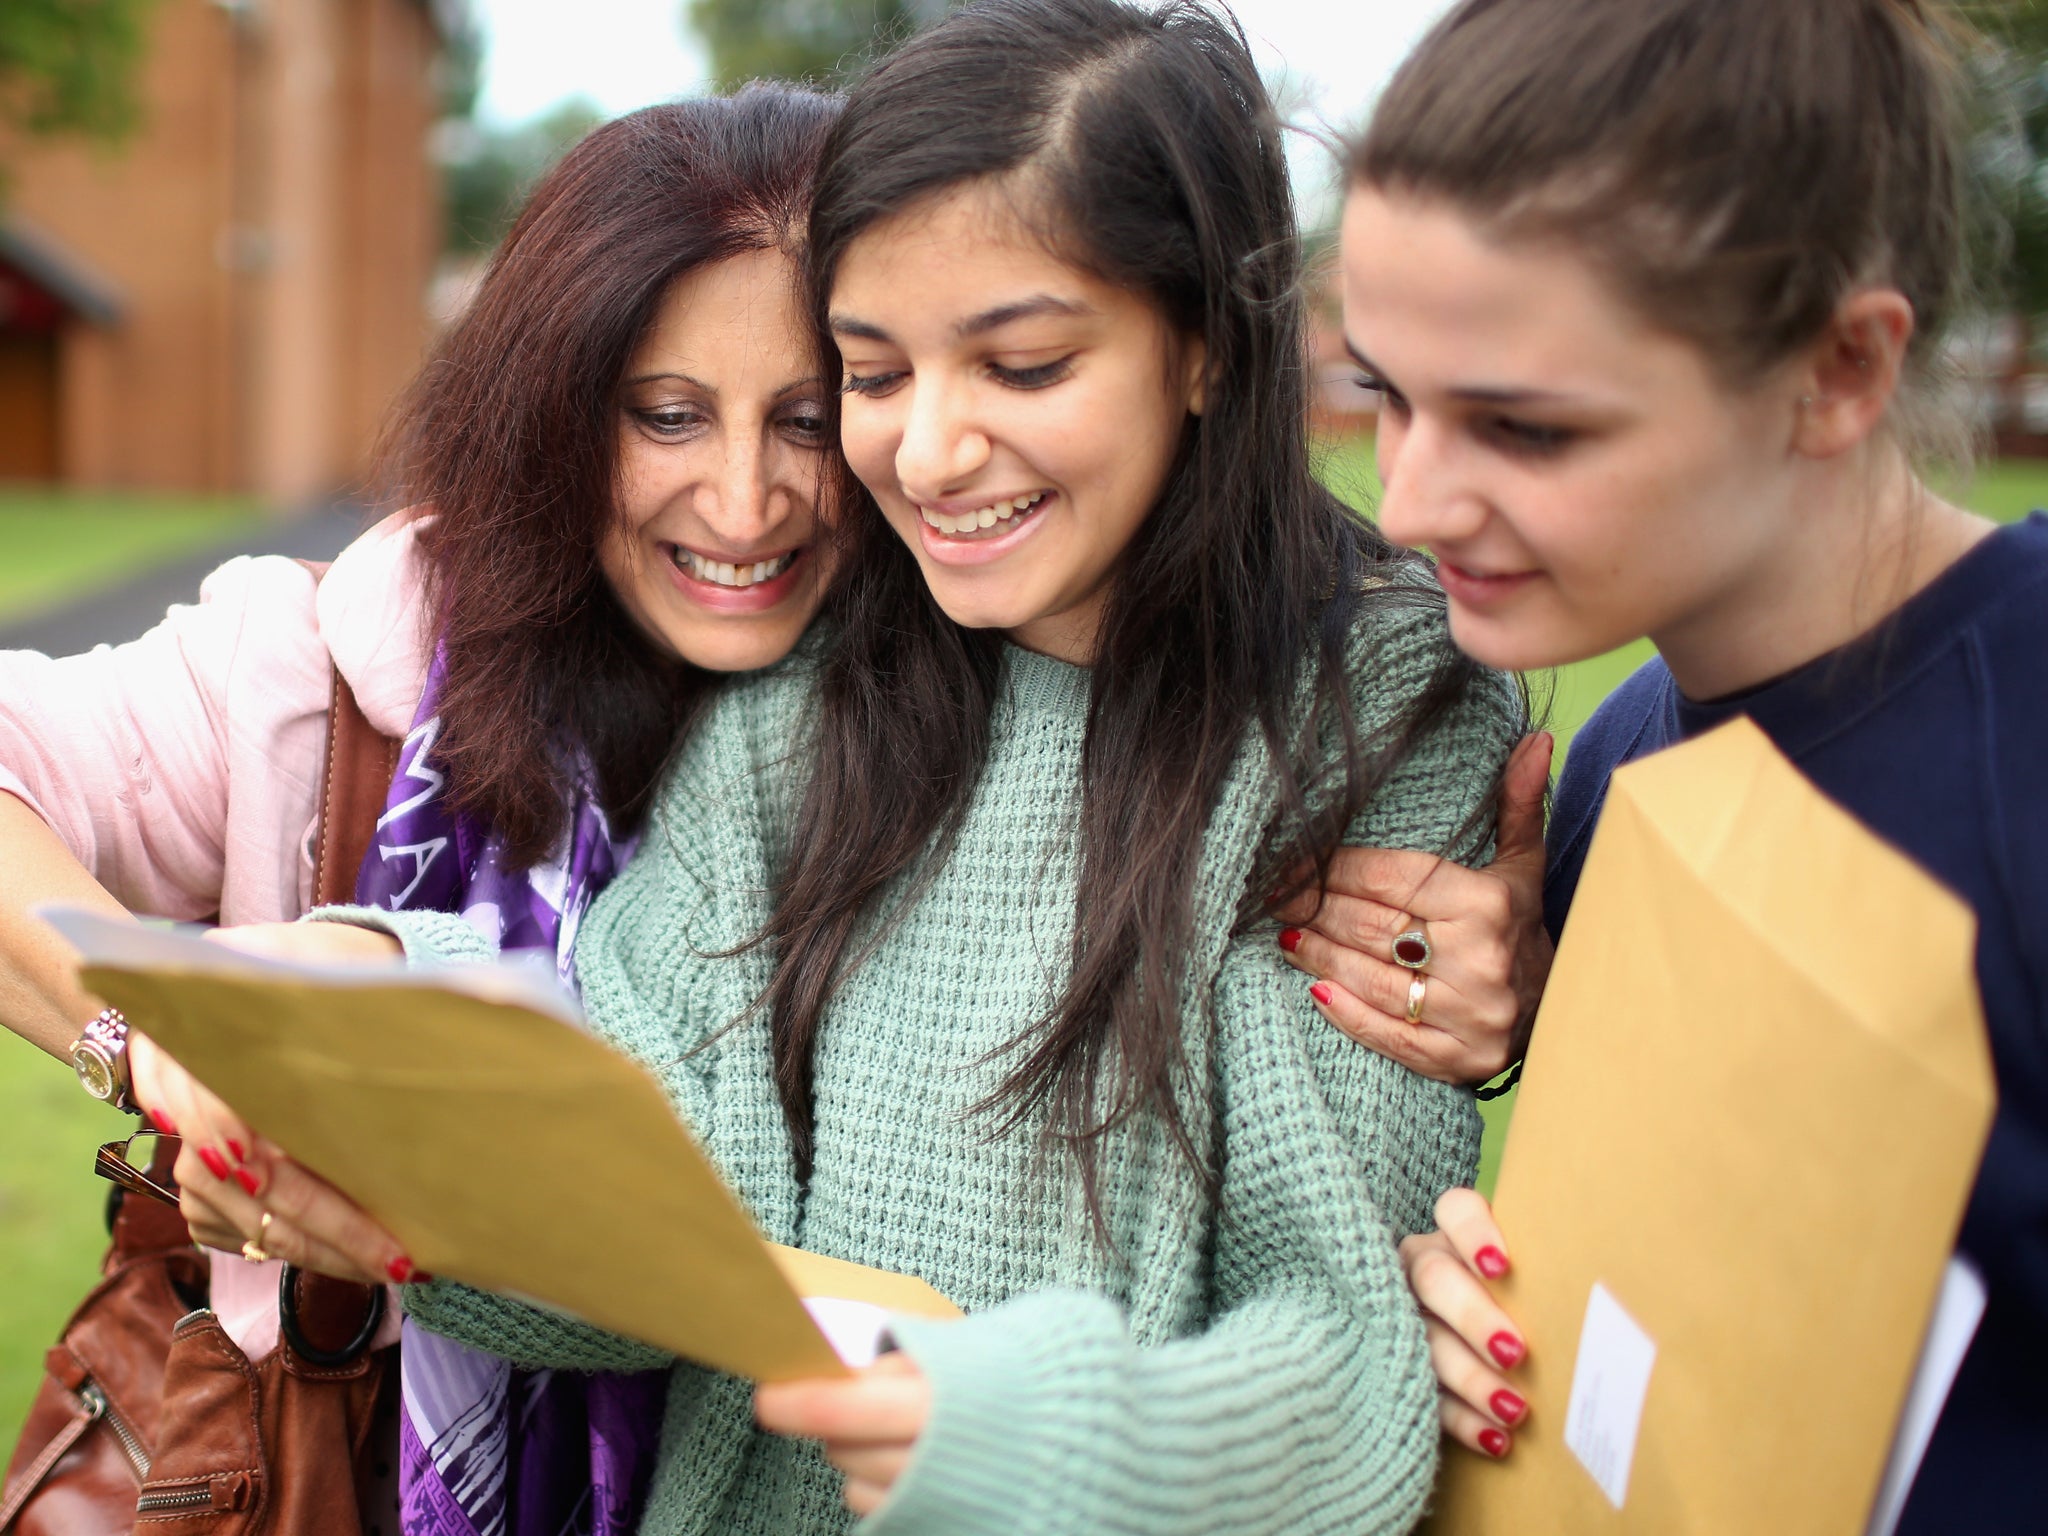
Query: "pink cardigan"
0 512 431 1355
0 512 431 923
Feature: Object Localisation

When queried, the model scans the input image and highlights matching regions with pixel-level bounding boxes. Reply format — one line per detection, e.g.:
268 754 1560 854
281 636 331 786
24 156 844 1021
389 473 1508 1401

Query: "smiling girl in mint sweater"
311 2 1522 1530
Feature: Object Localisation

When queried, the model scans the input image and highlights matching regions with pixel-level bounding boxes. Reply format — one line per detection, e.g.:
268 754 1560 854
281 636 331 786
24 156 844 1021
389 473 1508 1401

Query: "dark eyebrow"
1344 338 1580 406
957 295 1091 337
621 370 713 392
618 374 825 400
830 295 1093 347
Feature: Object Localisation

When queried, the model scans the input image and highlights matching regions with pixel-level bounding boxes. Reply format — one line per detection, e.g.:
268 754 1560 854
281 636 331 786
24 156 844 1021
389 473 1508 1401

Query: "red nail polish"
1490 1388 1527 1425
1488 1331 1525 1370
412 1271 437 1284
227 1139 246 1163
387 1256 417 1284
234 1167 260 1197
1478 1427 1510 1458
1279 928 1303 954
1310 982 1333 1006
1475 1245 1510 1279
151 1108 178 1136
199 1146 230 1181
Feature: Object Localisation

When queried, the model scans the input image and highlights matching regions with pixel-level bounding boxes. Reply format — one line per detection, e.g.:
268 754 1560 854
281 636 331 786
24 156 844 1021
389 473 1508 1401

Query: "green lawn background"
0 490 258 629
0 465 2041 1444
0 490 258 1442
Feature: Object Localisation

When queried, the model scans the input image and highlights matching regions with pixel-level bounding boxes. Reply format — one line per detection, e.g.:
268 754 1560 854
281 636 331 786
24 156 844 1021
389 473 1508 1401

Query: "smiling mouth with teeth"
918 490 1051 538
669 546 801 588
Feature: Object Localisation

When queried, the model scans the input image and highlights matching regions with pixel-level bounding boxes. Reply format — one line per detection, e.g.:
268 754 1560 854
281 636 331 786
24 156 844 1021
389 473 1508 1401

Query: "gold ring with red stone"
1393 927 1432 970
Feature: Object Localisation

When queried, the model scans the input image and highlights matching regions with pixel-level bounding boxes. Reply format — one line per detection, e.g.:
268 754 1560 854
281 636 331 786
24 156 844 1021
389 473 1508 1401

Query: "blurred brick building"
0 0 457 503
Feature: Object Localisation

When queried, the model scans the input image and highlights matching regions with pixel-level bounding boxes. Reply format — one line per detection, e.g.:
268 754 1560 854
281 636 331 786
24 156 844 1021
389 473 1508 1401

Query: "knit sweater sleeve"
1328 627 1522 1235
873 611 1520 1535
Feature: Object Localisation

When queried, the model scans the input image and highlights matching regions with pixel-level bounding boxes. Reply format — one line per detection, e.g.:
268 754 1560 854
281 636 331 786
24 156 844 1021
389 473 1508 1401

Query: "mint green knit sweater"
332 585 1521 1535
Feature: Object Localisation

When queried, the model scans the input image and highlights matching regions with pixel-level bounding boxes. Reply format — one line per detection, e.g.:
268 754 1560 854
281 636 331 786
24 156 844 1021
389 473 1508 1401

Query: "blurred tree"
1969 4 2048 319
439 97 607 255
687 0 947 91
1961 3 2048 438
0 0 156 152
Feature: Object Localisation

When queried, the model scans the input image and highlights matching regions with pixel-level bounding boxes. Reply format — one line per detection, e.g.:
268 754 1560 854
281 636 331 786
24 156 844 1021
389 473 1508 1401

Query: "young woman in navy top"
1325 0 2048 1526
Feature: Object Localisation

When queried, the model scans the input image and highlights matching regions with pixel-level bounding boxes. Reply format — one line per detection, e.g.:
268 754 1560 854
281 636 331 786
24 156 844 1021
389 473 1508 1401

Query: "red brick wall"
4 0 442 502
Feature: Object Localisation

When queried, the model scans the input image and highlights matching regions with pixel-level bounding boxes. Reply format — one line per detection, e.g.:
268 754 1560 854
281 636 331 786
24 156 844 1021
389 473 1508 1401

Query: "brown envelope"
55 916 958 1384
1429 717 1994 1534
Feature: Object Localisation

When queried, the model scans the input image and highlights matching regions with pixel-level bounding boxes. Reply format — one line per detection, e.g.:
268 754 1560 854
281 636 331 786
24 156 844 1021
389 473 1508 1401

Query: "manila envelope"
1429 716 1994 1535
46 910 958 1384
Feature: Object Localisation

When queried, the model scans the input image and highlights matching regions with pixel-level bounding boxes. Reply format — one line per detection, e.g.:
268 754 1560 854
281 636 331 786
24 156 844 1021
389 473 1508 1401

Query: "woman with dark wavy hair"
0 86 841 1536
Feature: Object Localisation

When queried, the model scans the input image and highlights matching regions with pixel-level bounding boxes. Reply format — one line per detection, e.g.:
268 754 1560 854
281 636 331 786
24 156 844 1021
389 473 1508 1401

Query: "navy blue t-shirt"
1544 513 2048 1531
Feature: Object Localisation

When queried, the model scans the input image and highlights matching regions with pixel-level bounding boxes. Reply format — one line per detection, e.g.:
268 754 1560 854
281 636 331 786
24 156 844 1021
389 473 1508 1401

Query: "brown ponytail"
1349 0 1981 464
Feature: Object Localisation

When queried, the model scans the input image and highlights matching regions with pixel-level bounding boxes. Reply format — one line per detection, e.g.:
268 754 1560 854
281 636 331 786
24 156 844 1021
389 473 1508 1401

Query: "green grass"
0 458 2041 1448
0 487 259 1446
1944 458 2048 525
0 1031 127 1445
0 489 260 626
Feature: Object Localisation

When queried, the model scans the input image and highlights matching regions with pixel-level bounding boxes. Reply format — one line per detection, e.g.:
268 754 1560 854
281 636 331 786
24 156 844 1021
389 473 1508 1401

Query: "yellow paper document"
49 912 959 1383
1430 718 1994 1535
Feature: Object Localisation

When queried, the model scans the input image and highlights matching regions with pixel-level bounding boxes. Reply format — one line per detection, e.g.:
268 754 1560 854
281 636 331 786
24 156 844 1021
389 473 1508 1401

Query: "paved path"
0 504 368 656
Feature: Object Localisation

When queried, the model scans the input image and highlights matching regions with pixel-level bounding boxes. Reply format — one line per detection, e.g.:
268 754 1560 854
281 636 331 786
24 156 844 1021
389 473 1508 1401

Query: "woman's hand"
755 1353 932 1516
1403 1187 1528 1458
1276 731 1553 1084
130 921 416 1286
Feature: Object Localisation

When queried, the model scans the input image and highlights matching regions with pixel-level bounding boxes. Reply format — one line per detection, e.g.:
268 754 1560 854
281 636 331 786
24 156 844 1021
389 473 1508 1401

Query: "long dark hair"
762 0 1486 1205
380 87 840 864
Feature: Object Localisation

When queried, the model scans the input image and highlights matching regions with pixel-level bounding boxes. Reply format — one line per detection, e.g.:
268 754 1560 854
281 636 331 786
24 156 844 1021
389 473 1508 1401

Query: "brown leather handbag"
0 618 405 1536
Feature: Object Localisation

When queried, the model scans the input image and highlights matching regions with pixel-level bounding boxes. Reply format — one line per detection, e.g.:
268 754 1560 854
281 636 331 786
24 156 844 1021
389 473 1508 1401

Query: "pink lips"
912 492 1055 568
1434 558 1537 611
661 544 808 613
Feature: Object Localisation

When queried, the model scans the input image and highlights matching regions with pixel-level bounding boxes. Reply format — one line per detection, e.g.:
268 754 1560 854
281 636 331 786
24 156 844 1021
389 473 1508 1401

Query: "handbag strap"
0 1386 96 1529
296 560 404 909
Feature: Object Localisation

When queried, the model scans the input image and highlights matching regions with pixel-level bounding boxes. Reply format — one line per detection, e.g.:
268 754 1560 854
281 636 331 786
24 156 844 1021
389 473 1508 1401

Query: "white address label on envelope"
1564 1281 1658 1509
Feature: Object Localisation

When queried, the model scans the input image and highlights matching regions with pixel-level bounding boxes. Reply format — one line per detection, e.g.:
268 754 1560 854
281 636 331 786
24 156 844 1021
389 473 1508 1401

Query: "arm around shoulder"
1338 581 1527 866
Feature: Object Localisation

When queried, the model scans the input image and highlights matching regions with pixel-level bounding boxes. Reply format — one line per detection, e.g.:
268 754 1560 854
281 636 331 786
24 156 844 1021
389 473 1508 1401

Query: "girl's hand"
1277 731 1553 1084
755 1352 932 1516
1402 1187 1528 1458
131 921 414 1286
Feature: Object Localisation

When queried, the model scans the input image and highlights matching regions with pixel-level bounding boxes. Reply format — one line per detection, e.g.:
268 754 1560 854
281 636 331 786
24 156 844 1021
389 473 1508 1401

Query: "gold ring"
1405 975 1427 1024
241 1210 274 1265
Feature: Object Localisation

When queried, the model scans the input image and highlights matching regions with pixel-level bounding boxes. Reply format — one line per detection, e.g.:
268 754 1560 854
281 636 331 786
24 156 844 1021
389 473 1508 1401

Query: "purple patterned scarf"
356 657 669 1536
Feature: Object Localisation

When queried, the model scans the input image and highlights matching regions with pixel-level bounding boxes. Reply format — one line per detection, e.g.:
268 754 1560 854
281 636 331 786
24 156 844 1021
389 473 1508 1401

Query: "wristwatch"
69 1008 142 1115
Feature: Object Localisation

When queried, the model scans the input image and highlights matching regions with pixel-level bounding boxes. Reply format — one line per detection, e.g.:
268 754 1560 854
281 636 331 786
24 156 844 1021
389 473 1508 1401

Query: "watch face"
74 1047 116 1101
